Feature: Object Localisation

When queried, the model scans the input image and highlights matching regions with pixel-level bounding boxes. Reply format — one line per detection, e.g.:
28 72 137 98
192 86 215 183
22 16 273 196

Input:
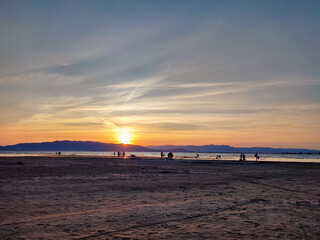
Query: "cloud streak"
0 1 319 148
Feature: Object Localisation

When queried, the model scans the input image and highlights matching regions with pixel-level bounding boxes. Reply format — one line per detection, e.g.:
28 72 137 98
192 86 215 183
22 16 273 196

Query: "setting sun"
118 128 132 144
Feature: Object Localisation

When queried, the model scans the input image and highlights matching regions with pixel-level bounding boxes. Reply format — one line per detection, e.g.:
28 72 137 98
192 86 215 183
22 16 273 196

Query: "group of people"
239 153 260 161
161 152 174 160
112 151 260 161
114 151 126 158
239 153 246 161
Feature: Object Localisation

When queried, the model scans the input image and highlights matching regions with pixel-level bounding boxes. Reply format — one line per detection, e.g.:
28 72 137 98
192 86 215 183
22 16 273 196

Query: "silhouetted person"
122 152 125 158
255 153 260 161
239 153 246 161
167 152 174 160
117 151 120 158
195 153 199 158
161 152 165 159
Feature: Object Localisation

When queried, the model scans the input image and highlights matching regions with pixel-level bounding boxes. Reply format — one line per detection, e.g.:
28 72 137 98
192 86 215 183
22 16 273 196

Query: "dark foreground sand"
0 156 319 240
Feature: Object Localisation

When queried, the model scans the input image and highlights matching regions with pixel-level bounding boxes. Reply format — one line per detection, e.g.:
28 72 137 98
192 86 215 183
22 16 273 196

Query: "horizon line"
0 140 319 151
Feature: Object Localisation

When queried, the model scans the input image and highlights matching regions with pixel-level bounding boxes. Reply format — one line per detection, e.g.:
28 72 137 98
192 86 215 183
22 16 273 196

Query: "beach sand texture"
0 156 319 239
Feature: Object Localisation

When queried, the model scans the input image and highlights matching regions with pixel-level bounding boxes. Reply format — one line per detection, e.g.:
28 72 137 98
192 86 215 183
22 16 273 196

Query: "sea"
0 151 319 163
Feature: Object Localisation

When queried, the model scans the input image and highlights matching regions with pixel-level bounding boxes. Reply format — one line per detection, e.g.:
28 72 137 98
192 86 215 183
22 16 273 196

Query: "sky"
0 0 319 149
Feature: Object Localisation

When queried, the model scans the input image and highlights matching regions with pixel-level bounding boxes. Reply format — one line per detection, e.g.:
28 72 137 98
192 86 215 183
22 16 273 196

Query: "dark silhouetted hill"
147 144 319 154
0 141 155 152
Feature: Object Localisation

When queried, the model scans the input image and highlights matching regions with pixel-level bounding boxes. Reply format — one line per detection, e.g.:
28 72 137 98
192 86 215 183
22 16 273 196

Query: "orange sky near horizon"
1 120 319 149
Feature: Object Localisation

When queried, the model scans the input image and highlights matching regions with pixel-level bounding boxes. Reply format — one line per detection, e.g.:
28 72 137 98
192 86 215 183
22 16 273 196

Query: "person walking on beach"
255 153 260 161
161 152 165 159
117 151 120 158
239 153 246 161
167 152 174 160
122 152 125 158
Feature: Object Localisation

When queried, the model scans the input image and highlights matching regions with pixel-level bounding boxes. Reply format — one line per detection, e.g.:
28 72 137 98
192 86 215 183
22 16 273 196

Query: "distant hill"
147 144 320 154
0 141 155 152
0 141 318 154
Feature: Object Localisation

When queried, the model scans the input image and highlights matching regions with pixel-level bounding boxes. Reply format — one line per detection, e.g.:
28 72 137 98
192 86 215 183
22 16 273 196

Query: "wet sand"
0 156 319 239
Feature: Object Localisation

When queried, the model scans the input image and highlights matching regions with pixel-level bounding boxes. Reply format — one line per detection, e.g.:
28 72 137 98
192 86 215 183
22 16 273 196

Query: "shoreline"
1 154 320 164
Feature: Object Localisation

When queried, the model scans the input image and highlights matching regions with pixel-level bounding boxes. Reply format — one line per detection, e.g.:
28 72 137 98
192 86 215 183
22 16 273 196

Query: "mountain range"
0 141 319 154
147 144 320 154
0 141 153 152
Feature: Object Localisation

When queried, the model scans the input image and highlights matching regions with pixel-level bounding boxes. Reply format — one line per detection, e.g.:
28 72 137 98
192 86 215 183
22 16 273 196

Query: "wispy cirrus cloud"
0 1 319 147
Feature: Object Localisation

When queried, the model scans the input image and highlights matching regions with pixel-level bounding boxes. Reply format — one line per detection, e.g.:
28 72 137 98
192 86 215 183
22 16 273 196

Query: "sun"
118 128 132 144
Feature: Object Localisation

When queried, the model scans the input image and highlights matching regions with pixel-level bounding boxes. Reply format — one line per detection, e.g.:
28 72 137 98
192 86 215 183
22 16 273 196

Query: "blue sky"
0 0 319 148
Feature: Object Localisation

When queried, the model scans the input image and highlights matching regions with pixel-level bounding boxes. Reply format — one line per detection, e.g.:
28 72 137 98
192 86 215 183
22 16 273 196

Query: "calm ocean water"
0 151 319 163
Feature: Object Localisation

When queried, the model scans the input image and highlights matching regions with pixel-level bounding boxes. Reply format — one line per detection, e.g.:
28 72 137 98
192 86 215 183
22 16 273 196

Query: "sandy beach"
0 156 319 239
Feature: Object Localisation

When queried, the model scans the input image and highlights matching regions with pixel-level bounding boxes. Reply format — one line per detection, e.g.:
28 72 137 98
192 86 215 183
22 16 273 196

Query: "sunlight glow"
118 128 132 144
